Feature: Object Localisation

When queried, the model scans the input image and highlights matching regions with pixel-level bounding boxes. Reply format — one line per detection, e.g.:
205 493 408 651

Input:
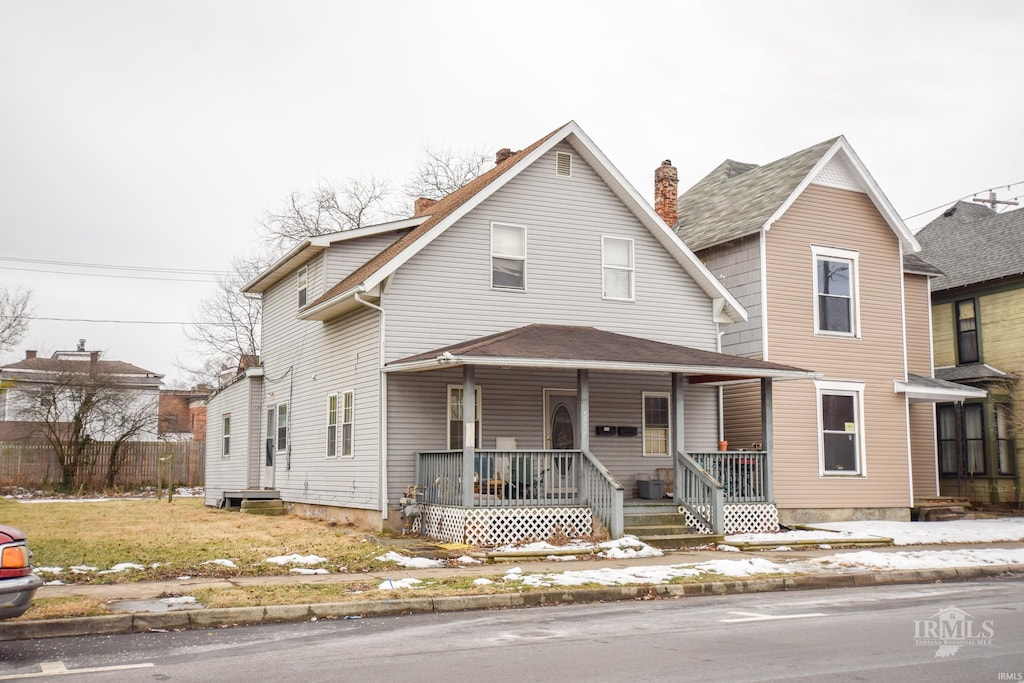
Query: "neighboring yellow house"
664 137 983 526
917 201 1024 507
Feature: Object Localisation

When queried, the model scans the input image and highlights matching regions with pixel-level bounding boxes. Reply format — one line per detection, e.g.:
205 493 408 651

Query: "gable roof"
676 136 920 254
915 201 1024 292
262 121 747 324
385 323 813 381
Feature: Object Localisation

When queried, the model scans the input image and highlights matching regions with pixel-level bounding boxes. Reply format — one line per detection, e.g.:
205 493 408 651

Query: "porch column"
761 377 774 501
577 369 590 452
671 373 686 505
462 365 476 507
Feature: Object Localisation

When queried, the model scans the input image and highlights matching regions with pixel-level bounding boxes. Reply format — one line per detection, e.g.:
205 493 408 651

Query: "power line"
0 315 240 327
0 255 230 275
903 180 1024 221
0 265 221 283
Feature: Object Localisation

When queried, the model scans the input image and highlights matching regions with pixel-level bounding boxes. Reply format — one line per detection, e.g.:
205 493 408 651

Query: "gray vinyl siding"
699 233 763 357
260 258 382 510
204 376 258 506
382 141 719 362
324 230 410 285
386 367 718 505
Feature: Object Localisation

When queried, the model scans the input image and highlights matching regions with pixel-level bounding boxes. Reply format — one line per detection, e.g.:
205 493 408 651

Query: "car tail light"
0 544 31 578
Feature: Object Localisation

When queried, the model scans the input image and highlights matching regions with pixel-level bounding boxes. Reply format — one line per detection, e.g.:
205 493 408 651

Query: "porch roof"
384 324 814 382
894 373 988 403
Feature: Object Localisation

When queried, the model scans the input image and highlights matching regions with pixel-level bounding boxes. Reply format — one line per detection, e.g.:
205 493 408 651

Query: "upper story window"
955 299 979 364
491 223 526 290
816 380 864 475
602 236 635 301
297 266 308 308
812 246 859 336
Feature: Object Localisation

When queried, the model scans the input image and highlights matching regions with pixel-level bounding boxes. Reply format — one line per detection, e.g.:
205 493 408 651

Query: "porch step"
913 497 971 522
240 499 286 516
624 503 717 549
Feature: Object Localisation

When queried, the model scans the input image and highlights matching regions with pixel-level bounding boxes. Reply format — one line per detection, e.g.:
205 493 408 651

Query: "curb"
1 565 1021 642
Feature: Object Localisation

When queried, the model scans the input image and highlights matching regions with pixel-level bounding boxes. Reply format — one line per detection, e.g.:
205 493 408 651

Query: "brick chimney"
654 159 678 227
413 197 437 216
25 350 37 360
495 148 514 164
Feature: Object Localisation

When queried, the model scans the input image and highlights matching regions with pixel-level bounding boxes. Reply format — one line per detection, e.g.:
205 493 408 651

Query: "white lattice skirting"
684 503 780 535
417 505 594 546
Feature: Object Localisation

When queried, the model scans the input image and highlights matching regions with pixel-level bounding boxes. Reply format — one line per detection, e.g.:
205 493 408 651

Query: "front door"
544 390 578 449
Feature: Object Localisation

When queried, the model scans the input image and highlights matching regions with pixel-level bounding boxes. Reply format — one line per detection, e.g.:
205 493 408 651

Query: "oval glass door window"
551 404 575 450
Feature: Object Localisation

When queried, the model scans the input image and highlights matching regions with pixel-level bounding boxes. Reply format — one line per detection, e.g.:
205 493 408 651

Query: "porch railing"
688 451 769 503
674 451 725 535
414 449 623 537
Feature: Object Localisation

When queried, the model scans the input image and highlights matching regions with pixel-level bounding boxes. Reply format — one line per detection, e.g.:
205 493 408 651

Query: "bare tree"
403 146 493 202
258 177 391 254
0 285 33 353
179 254 266 388
12 363 157 491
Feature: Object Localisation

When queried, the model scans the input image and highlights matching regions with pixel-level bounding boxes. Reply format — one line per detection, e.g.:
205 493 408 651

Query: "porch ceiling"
384 324 814 382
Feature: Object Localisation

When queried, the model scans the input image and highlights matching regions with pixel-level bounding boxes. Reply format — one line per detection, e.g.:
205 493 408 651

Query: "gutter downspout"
355 292 388 522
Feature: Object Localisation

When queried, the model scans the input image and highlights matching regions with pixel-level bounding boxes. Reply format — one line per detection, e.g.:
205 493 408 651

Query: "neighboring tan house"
667 136 983 526
916 201 1024 506
205 121 815 545
0 341 164 441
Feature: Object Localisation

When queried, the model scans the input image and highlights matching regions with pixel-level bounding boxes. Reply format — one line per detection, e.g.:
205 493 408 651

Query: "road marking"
721 610 827 623
0 662 154 680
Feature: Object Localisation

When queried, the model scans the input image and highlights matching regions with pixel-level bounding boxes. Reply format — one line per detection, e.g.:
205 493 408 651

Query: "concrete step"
915 505 967 522
624 512 691 527
624 524 696 537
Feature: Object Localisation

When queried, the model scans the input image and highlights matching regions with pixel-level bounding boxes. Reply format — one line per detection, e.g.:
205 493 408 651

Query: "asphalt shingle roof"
915 201 1024 291
675 137 838 251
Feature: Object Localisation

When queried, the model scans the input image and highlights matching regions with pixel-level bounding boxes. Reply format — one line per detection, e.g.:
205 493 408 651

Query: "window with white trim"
816 381 864 475
812 246 858 336
491 223 526 289
447 386 481 450
276 403 288 451
222 414 231 458
297 266 308 308
326 394 338 458
340 390 354 458
602 236 634 300
643 393 669 457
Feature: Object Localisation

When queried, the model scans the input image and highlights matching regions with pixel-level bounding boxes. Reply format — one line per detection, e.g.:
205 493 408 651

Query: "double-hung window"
602 236 635 300
340 390 354 458
955 299 979 364
222 414 231 458
996 404 1014 475
812 246 858 336
491 223 526 289
448 386 481 450
297 266 308 308
276 403 288 451
963 403 985 474
816 380 864 475
326 395 338 458
643 393 669 457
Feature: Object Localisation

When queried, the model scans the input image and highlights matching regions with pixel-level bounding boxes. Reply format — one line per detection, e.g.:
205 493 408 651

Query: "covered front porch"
387 324 812 546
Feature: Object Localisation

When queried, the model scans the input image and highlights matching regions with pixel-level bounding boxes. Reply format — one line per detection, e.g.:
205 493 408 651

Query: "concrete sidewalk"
3 542 1023 641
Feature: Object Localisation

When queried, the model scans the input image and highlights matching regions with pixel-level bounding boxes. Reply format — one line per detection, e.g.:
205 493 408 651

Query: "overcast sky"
2 0 1022 386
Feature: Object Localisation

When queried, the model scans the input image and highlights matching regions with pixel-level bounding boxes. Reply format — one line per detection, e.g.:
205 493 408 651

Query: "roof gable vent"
555 151 572 177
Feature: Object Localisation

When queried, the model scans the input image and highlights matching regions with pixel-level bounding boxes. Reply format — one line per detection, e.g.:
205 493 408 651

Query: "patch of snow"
69 565 98 574
472 578 493 586
43 580 64 586
716 544 740 552
546 555 578 561
805 518 1024 546
376 551 444 569
99 563 145 574
161 596 197 606
290 567 330 575
34 566 63 574
772 546 793 552
203 559 238 568
456 556 481 565
377 577 422 590
264 554 328 566
176 575 192 580
596 535 663 559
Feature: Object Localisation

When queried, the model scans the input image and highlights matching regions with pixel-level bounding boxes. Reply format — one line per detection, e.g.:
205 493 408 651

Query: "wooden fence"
0 440 206 490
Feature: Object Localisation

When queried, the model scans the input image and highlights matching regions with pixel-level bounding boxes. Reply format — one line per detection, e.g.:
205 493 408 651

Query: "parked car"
0 524 42 620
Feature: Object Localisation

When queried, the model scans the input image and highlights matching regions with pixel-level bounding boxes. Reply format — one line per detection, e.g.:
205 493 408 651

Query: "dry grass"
0 496 389 583
18 596 111 620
